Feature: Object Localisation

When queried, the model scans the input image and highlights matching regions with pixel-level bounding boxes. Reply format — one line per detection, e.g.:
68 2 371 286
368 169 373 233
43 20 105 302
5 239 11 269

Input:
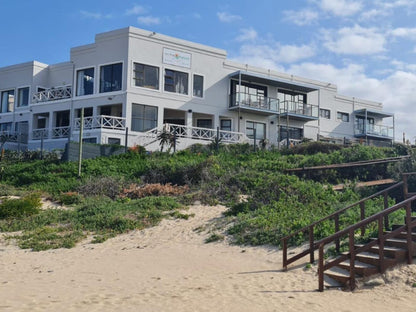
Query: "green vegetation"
0 141 414 251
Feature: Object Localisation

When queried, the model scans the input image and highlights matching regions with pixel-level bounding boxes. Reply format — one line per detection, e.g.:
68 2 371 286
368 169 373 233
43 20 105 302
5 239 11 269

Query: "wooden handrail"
318 194 416 291
282 180 405 269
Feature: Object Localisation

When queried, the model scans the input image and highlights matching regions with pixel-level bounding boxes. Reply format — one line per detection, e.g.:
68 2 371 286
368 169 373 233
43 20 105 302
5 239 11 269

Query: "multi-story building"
0 26 394 152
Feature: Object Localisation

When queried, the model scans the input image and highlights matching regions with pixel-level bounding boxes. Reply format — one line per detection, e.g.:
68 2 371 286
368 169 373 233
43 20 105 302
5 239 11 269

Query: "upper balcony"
279 100 319 121
32 86 72 103
354 109 394 141
73 115 126 131
229 92 279 115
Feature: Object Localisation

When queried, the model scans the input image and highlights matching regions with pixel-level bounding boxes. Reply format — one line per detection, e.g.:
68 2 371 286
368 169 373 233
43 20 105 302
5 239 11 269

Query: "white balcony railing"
164 123 247 143
32 129 49 140
32 86 72 103
52 126 70 139
74 115 126 131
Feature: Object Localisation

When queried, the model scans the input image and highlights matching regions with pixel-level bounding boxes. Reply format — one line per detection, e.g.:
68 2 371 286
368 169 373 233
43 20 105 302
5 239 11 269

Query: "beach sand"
1 204 416 311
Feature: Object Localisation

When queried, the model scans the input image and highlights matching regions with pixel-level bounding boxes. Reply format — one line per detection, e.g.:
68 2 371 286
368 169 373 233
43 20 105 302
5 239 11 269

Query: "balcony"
0 131 28 144
229 92 279 115
32 86 72 103
32 128 49 140
52 126 71 139
354 124 394 140
74 115 126 131
279 101 319 121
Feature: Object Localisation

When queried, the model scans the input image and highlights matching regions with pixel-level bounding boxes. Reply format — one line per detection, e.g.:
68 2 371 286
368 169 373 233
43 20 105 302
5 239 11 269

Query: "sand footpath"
1 204 416 311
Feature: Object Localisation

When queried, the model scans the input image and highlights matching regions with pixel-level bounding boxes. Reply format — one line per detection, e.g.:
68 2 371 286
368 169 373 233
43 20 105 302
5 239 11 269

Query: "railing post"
309 225 314 264
406 202 413 264
334 214 340 253
282 238 288 270
383 191 389 230
403 174 408 200
349 229 356 291
378 216 385 273
318 243 324 292
360 202 365 236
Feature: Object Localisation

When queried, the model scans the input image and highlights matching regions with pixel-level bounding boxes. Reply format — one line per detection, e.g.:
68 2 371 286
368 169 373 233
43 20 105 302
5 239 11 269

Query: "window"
196 119 212 128
17 87 29 107
0 122 12 133
220 119 232 132
1 90 15 113
246 121 266 140
164 69 188 95
108 137 121 145
76 68 94 96
131 103 158 132
82 137 97 144
337 112 349 122
133 63 159 90
193 74 203 97
279 126 303 141
76 107 93 118
320 108 330 119
100 63 122 93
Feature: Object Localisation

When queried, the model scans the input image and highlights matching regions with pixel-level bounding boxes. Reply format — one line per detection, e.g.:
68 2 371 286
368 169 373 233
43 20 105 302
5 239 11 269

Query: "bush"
58 192 83 205
0 193 42 219
78 176 129 199
120 183 189 199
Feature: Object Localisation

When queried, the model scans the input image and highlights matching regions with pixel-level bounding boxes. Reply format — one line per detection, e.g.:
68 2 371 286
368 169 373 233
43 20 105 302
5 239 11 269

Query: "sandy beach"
1 203 416 312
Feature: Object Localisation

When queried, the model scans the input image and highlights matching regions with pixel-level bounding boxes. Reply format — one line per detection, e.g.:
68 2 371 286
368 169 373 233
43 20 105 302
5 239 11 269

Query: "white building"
0 26 394 152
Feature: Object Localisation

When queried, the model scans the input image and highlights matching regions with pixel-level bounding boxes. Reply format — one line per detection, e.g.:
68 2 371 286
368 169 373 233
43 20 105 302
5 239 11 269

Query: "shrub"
78 176 129 199
0 193 42 219
58 192 83 205
120 183 189 199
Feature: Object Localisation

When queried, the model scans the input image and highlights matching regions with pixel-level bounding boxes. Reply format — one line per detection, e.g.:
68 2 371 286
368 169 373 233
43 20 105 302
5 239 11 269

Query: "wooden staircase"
282 172 416 291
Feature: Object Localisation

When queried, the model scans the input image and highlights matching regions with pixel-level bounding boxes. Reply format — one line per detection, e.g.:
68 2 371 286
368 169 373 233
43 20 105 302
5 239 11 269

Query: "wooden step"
384 231 416 241
336 260 378 276
355 252 397 269
324 267 351 287
355 244 407 260
384 238 416 251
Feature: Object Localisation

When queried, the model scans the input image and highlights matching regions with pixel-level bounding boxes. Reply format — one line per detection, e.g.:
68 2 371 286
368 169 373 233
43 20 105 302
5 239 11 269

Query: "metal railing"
74 115 126 130
32 86 72 103
229 93 279 112
52 126 70 139
280 100 319 118
354 124 394 138
0 131 28 144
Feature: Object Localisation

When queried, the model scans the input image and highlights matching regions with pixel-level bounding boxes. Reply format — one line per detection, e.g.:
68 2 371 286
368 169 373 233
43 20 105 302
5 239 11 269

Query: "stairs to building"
282 172 416 291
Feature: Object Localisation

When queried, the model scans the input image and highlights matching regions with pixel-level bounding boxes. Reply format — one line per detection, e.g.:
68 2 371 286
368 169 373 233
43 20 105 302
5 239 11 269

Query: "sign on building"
163 48 191 68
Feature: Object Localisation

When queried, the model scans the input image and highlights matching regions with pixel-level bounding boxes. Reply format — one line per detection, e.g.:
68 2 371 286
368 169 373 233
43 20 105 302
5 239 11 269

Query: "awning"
229 70 319 93
354 109 393 118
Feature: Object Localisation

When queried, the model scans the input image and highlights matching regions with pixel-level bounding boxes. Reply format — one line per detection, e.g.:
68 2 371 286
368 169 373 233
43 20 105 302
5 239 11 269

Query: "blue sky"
1 0 416 142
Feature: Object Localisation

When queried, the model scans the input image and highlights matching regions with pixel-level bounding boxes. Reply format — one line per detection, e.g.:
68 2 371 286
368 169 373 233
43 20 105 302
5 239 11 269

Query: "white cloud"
137 16 161 26
235 28 258 42
80 10 112 20
319 0 363 16
390 27 416 40
283 9 319 26
322 25 386 55
374 0 416 10
217 12 242 23
125 5 147 16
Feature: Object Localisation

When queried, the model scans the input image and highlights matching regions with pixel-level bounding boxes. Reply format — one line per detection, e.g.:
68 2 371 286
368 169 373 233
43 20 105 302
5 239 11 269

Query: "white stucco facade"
0 26 394 152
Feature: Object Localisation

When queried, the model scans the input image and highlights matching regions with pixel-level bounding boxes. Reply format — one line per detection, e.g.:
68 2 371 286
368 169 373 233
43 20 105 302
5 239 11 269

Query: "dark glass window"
196 119 212 128
337 112 349 122
77 68 95 96
1 90 14 113
246 121 266 140
17 87 29 107
193 75 203 97
220 119 232 132
133 63 159 89
164 69 188 95
319 108 330 119
131 103 158 132
100 63 122 93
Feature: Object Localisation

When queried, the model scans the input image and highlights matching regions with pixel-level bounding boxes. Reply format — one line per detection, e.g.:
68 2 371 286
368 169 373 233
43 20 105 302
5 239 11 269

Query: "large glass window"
77 68 94 96
133 63 159 90
337 112 349 122
1 90 15 113
220 119 232 132
193 74 204 97
164 69 188 95
246 121 266 140
319 108 330 119
100 63 122 93
131 103 158 132
0 122 12 133
17 87 29 107
196 119 212 128
279 126 303 141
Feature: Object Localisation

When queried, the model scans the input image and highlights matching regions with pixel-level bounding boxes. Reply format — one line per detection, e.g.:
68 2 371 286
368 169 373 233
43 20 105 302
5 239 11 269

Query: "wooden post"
318 244 324 292
253 128 257 152
360 202 365 236
406 202 413 264
349 229 356 290
335 214 340 253
378 216 385 273
383 192 389 230
403 174 408 200
216 126 220 153
78 108 84 178
282 239 288 270
309 225 314 264
124 127 129 153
